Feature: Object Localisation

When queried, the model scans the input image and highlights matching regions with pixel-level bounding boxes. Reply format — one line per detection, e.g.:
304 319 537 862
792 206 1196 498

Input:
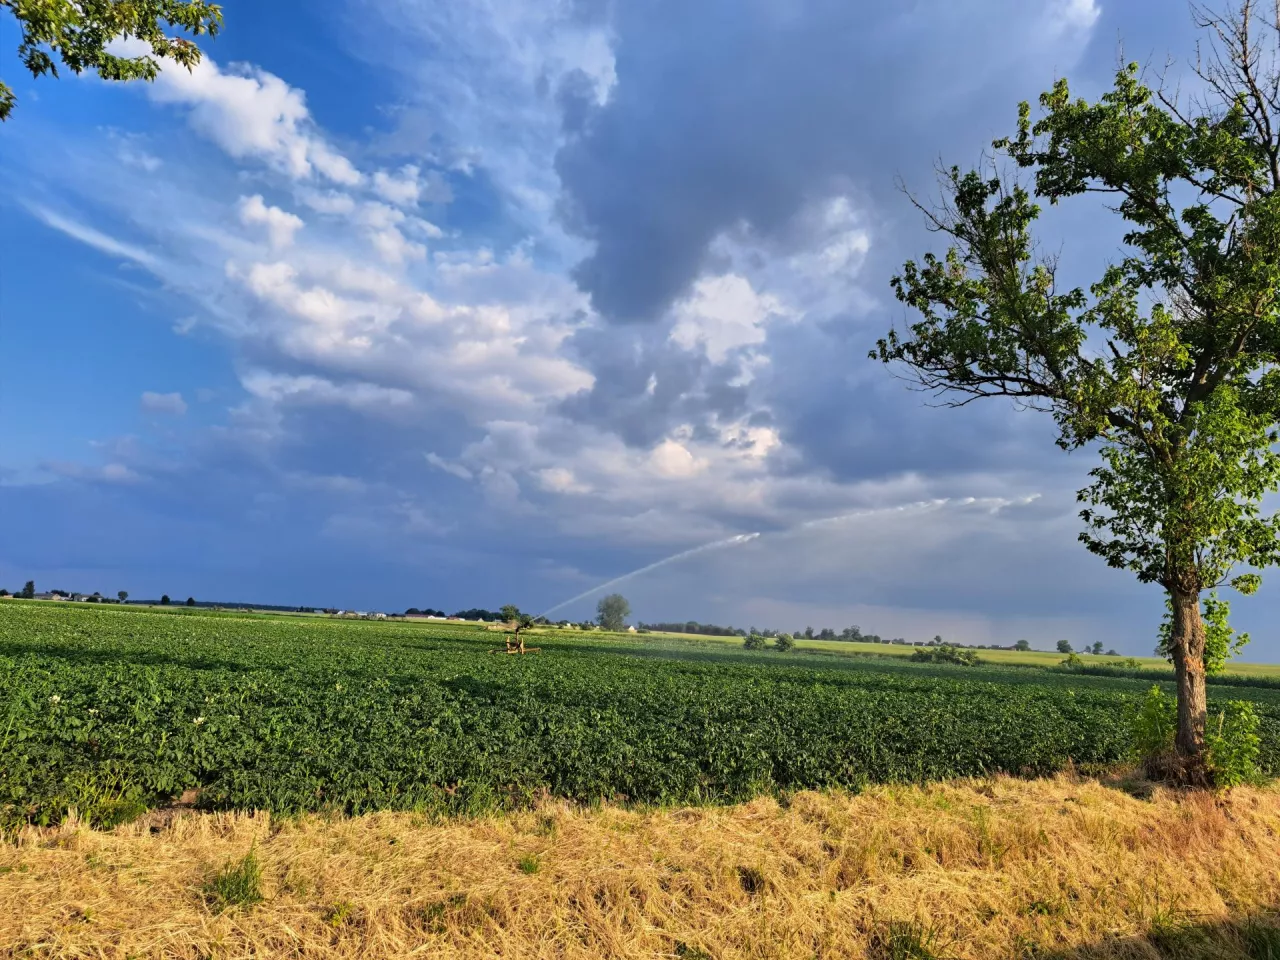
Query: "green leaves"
1 0 223 120
875 168 1093 442
10 602 1263 830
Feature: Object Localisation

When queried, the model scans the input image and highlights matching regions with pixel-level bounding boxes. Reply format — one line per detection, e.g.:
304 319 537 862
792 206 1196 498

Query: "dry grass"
4 773 1280 959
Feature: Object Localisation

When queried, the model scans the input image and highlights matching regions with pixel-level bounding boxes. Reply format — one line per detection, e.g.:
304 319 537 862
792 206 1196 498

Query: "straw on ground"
5 772 1280 959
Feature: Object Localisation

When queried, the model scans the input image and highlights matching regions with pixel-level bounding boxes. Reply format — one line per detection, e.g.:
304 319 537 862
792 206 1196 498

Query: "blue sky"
2 0 1278 658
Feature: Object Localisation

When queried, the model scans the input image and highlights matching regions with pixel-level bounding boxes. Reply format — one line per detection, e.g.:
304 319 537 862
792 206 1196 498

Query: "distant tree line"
796 625 885 643
625 617 1124 655
401 608 524 622
450 608 508 622
0 582 328 613
0 582 1123 658
0 582 130 603
638 621 746 637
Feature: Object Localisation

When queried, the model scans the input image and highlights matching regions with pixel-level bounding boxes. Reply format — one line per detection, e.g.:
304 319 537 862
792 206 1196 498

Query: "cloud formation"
238 195 305 249
138 47 362 184
10 0 1279 656
140 392 189 416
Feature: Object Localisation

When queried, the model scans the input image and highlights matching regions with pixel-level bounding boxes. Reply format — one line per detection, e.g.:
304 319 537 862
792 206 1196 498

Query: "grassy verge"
5 774 1279 959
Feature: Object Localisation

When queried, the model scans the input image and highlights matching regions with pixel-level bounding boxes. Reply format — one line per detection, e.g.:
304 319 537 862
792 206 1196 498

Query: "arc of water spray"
539 532 761 618
794 494 1040 531
796 498 951 530
539 493 1040 618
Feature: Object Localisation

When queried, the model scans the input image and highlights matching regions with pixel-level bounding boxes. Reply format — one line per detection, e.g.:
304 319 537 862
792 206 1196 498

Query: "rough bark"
1169 585 1210 783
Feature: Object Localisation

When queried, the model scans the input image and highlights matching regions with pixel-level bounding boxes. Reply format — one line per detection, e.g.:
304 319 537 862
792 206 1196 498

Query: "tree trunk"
1169 585 1210 784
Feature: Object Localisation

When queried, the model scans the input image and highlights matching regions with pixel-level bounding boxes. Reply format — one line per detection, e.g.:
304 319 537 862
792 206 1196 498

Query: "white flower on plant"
193 716 206 725
49 695 61 705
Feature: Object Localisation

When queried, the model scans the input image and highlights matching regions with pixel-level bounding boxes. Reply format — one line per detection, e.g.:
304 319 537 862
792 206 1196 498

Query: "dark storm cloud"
757 313 1073 484
557 323 753 447
556 0 1101 324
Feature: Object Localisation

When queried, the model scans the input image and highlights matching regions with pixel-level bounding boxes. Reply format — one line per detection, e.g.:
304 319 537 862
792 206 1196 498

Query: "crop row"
1 603 1276 828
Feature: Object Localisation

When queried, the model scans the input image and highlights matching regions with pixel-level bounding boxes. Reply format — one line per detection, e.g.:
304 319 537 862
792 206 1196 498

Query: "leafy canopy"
501 604 534 631
875 28 1280 604
2 0 223 120
596 593 631 632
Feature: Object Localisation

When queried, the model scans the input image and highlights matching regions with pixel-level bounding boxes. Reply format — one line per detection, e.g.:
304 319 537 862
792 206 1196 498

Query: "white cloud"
140 391 188 415
356 202 428 263
648 437 706 479
479 466 523 507
143 48 361 185
426 452 473 480
43 460 142 484
1049 0 1101 32
240 370 414 411
372 165 425 206
238 195 305 249
101 463 140 483
28 206 156 267
369 227 427 264
107 131 162 172
298 189 357 215
355 0 616 256
669 273 793 364
537 467 590 494
788 199 871 278
409 216 445 239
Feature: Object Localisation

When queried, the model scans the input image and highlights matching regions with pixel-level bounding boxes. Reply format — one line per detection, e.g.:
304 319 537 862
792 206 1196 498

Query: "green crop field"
2 601 1277 831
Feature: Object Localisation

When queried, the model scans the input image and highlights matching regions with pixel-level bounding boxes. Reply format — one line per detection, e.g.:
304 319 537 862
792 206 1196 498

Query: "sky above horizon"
3 0 1278 658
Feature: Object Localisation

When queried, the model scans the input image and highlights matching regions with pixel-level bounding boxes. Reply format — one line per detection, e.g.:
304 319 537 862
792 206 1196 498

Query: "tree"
160 594 170 605
775 632 796 653
913 644 981 666
118 590 128 604
743 634 766 651
596 593 631 632
19 580 34 599
1056 640 1074 655
185 596 195 606
1091 641 1105 656
875 2 1280 781
1014 639 1032 651
1156 591 1250 675
2 1 224 121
